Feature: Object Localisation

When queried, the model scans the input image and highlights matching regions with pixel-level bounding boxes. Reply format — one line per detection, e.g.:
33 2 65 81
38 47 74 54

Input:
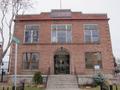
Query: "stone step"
47 80 77 84
49 75 76 77
46 88 80 90
47 79 77 82
47 82 77 84
46 75 79 89
47 85 78 88
47 83 78 85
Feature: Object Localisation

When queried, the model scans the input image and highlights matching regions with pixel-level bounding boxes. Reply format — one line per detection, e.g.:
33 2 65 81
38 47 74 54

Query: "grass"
0 85 120 90
81 85 120 90
25 87 44 90
80 86 100 90
113 85 120 90
0 86 45 90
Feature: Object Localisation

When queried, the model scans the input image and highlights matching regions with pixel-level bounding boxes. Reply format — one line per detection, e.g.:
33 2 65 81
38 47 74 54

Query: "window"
85 52 102 69
51 24 72 43
24 25 39 43
23 52 39 70
84 24 100 43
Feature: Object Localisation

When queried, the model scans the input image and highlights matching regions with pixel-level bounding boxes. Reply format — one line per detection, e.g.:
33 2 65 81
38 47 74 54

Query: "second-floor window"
51 24 72 43
84 24 100 43
24 25 39 43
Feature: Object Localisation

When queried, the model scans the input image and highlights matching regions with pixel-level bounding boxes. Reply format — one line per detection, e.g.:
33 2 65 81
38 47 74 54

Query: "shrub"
33 71 43 85
92 73 109 90
93 73 105 86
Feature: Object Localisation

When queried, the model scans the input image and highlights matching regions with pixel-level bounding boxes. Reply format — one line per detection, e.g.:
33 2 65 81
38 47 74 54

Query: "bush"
33 71 43 85
92 73 109 90
93 73 105 86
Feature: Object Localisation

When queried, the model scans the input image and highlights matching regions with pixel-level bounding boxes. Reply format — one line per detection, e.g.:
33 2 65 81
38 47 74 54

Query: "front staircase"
46 75 80 90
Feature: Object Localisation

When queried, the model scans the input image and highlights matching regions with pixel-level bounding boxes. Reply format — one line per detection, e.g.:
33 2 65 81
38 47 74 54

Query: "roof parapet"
50 9 72 18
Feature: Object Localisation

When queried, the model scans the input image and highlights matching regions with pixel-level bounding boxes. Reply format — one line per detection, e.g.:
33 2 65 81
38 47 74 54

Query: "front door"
54 54 70 74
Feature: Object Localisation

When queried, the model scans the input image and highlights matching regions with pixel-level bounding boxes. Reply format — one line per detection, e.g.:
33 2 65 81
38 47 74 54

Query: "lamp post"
12 36 20 90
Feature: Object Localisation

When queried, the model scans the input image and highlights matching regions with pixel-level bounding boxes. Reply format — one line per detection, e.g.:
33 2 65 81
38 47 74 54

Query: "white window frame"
51 24 72 43
23 52 39 70
83 24 99 43
24 24 40 43
85 52 102 69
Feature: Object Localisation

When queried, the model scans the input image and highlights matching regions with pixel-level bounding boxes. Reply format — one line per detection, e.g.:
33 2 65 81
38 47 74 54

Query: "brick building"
0 44 2 64
10 9 114 81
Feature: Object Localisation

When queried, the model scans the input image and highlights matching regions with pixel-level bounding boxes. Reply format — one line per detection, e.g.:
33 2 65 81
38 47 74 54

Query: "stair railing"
74 67 80 88
45 67 50 88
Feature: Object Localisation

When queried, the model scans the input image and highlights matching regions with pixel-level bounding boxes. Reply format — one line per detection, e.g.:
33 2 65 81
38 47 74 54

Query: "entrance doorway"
54 48 70 74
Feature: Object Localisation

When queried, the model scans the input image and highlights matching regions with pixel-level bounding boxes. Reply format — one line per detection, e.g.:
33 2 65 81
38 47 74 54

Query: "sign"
94 65 100 70
12 36 20 44
51 9 72 18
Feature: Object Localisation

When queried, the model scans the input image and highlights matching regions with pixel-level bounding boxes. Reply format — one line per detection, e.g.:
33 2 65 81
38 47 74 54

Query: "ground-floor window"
23 52 39 70
85 52 102 69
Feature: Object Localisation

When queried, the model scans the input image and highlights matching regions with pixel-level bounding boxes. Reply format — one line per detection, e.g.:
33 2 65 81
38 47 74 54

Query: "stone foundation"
8 75 47 85
8 74 114 85
78 74 114 85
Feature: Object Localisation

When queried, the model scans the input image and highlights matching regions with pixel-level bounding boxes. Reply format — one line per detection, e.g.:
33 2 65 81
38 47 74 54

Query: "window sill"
23 42 40 45
51 42 72 44
22 42 100 45
84 42 100 45
22 69 39 71
85 68 102 70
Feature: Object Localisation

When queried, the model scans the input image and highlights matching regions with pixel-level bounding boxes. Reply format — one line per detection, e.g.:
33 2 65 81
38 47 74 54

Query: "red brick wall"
10 12 114 75
0 45 2 63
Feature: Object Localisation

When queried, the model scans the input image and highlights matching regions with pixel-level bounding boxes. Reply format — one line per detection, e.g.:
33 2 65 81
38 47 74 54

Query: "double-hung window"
23 52 39 70
84 24 100 43
24 25 39 43
51 24 72 43
85 52 102 69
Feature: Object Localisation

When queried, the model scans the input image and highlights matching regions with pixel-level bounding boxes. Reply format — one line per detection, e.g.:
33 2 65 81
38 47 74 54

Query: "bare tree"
0 0 31 64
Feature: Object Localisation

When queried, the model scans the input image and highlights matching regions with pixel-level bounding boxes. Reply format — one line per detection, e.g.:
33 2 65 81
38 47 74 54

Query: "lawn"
80 86 100 90
81 85 120 90
113 85 120 90
25 87 44 90
0 86 45 90
0 85 120 90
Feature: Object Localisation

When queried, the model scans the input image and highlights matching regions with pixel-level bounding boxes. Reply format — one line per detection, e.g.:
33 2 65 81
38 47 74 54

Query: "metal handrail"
45 67 50 88
74 67 80 88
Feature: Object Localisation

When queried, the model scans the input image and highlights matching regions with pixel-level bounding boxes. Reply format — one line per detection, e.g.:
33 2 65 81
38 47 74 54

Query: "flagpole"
60 0 62 9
